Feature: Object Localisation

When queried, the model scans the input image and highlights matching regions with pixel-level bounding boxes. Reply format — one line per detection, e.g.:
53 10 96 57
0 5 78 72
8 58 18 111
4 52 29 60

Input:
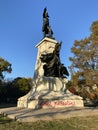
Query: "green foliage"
0 57 12 102
0 80 12 102
11 77 32 98
0 57 32 102
0 77 32 103
0 57 12 79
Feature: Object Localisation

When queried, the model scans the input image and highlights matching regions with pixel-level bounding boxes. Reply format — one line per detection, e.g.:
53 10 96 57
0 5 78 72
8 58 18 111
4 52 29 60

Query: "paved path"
0 107 98 122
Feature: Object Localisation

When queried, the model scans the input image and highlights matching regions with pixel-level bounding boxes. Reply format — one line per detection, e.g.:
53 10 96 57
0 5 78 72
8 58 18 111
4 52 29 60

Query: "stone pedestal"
17 37 84 109
17 76 84 109
34 37 57 78
18 98 83 109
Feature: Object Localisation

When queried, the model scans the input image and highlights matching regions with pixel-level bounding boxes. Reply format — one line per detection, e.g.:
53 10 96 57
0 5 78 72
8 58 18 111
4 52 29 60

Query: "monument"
17 8 84 109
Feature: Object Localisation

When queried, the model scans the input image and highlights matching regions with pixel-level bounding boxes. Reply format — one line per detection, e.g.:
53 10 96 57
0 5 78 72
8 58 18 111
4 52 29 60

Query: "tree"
69 21 98 90
0 57 12 79
11 77 32 98
0 57 12 102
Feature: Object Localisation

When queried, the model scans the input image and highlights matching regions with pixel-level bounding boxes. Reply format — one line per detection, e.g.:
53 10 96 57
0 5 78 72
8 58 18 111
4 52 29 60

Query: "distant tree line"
0 77 32 103
0 57 32 103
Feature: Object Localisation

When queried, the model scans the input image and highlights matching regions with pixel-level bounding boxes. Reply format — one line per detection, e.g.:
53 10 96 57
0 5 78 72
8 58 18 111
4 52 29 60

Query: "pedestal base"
17 99 84 109
17 77 84 109
17 91 84 109
28 99 83 109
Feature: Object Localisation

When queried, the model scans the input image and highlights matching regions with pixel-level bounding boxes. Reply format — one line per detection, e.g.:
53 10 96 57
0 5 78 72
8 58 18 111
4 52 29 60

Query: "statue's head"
40 53 53 63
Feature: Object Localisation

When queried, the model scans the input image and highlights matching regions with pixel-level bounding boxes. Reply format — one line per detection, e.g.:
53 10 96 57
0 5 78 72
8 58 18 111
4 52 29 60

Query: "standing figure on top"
42 8 53 38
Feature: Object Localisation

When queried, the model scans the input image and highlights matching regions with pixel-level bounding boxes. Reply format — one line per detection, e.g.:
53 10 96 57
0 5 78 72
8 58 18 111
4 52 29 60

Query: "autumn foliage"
69 21 98 100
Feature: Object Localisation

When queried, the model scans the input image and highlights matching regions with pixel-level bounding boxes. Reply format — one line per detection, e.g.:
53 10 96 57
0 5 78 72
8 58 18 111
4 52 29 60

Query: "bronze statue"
42 8 53 38
40 42 69 78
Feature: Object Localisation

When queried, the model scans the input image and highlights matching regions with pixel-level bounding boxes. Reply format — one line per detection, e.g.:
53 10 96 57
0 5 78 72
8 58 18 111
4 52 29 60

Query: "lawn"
0 115 98 130
0 103 98 130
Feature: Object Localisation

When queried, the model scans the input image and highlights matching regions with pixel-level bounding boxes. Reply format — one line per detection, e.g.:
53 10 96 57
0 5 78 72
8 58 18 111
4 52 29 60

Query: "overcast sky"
0 0 98 79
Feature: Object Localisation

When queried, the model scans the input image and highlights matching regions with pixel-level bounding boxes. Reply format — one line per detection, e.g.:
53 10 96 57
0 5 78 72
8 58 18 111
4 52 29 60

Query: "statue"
40 42 69 78
17 8 84 109
42 8 53 38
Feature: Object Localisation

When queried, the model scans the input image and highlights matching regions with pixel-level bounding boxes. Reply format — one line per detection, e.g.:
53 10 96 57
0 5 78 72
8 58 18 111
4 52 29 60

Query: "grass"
0 115 98 130
0 103 98 130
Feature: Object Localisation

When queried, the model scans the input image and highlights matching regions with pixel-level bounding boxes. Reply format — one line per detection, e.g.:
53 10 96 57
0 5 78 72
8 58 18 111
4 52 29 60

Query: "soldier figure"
42 8 53 38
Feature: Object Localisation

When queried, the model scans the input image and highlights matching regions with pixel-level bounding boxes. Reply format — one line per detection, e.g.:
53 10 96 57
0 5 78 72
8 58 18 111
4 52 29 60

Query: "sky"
0 0 98 80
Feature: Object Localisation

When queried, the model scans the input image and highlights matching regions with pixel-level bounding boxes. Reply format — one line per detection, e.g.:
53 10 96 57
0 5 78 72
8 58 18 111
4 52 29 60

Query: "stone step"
0 107 98 122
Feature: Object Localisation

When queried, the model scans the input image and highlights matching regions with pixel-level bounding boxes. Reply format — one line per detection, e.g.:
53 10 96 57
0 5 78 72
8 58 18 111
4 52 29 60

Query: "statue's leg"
48 27 53 38
47 26 51 37
43 31 46 37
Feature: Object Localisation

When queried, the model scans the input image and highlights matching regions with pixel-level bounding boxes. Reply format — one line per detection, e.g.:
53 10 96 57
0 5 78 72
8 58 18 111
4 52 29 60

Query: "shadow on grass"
0 103 17 108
